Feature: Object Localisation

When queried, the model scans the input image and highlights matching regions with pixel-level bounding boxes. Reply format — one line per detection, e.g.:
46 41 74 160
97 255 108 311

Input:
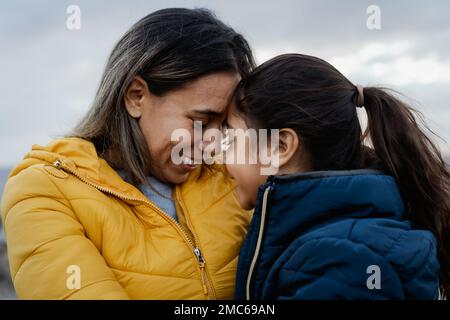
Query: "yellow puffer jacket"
1 138 251 299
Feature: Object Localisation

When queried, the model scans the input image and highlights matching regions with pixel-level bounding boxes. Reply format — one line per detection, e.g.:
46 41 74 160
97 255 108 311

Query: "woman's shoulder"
1 163 72 223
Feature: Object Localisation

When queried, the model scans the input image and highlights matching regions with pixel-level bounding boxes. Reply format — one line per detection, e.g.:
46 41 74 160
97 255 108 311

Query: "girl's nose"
199 136 223 160
200 139 212 151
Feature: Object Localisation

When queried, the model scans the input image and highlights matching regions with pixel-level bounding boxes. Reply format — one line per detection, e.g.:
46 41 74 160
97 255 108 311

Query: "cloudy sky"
1 0 449 168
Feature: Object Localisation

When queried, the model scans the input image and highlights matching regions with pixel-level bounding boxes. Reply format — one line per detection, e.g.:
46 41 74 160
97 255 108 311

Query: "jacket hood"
9 137 147 196
12 137 103 174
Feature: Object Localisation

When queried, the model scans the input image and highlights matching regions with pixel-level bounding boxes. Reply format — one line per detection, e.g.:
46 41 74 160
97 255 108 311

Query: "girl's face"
223 101 310 210
224 103 269 210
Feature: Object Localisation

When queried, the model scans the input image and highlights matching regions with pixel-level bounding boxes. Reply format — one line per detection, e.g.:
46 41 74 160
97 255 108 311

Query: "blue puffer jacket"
235 170 440 300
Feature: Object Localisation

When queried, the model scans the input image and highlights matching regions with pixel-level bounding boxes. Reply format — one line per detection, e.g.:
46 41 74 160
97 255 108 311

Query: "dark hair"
136 8 255 95
73 8 255 185
235 53 450 297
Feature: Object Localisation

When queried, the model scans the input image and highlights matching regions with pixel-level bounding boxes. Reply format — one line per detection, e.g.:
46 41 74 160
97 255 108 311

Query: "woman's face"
125 71 241 184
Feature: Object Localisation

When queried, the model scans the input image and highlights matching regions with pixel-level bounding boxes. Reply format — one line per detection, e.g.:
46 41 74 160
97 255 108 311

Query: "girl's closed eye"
221 123 235 151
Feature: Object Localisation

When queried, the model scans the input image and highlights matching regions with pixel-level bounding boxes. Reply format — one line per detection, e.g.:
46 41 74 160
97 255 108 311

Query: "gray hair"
70 8 255 186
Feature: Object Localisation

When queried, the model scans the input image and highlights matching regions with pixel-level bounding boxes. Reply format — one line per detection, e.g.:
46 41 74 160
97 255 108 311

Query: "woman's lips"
182 155 195 165
179 163 197 172
179 156 198 172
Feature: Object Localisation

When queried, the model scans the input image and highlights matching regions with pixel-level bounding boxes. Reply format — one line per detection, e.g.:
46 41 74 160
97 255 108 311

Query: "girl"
224 54 450 299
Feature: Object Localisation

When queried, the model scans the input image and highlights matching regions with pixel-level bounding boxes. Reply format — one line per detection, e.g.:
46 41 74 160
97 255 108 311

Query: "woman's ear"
275 128 300 168
124 76 149 118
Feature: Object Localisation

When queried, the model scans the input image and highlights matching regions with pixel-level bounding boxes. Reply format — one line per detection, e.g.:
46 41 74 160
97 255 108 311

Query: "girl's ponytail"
361 86 450 297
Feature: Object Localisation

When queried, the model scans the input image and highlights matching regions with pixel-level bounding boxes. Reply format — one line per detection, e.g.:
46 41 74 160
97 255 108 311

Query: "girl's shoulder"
271 217 439 299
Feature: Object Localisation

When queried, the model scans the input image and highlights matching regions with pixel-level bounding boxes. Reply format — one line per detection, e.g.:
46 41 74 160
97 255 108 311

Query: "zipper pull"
53 160 62 169
194 247 208 295
194 247 205 267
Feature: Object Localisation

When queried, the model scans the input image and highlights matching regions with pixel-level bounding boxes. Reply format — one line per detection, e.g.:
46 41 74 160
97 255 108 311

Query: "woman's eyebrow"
192 109 224 118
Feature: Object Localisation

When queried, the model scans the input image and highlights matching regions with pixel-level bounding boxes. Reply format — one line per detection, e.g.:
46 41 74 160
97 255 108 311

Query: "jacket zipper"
53 159 215 299
245 186 272 300
176 186 217 299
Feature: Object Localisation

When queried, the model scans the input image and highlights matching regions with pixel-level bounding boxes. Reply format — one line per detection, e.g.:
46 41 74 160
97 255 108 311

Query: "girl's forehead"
226 106 248 130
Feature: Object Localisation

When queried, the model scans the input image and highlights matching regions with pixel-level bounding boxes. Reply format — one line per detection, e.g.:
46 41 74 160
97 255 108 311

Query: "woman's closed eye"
191 117 210 127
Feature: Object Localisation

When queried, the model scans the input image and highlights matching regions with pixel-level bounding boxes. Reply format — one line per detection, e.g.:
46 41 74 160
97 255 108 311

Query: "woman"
223 54 449 299
1 8 255 299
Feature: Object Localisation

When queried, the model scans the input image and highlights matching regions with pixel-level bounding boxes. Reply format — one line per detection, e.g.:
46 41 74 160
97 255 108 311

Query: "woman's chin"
167 172 190 185
155 166 191 185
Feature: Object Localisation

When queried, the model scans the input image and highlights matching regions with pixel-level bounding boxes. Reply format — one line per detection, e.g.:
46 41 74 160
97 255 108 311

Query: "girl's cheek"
242 165 264 207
